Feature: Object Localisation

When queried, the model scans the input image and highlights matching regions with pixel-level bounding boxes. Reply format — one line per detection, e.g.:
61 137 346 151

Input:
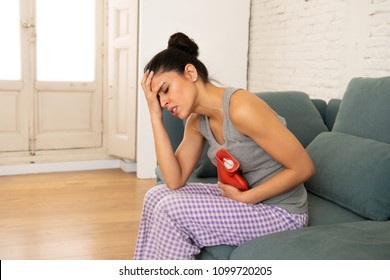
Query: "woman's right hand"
141 70 165 120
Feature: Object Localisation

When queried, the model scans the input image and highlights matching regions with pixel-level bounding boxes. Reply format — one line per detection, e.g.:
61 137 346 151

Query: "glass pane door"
34 0 102 151
0 1 21 80
36 0 96 81
0 0 103 154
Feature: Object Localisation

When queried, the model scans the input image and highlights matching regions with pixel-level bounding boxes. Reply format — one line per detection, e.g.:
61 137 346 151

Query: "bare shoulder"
229 89 284 138
230 90 274 121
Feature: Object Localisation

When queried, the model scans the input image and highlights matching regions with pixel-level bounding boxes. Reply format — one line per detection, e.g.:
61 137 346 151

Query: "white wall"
136 0 251 178
248 0 390 100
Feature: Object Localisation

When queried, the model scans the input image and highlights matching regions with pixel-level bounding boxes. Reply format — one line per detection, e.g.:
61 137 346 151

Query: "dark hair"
144 32 209 82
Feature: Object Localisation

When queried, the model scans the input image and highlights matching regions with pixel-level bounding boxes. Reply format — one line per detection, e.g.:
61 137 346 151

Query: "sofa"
155 76 390 260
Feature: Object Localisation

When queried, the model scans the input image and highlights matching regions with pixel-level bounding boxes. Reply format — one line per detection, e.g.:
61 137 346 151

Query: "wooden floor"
0 169 156 260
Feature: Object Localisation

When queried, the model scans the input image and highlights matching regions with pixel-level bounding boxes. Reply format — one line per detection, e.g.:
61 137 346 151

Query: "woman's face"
152 70 197 119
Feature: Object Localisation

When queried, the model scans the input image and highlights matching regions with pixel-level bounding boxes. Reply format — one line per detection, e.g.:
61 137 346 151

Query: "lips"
168 106 178 116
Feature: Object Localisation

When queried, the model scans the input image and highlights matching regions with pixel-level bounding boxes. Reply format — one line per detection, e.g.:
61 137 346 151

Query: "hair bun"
168 32 199 57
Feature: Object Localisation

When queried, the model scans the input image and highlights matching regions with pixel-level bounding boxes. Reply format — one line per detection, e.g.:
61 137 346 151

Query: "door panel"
38 92 93 132
0 85 29 152
107 0 138 160
35 86 102 150
0 92 20 132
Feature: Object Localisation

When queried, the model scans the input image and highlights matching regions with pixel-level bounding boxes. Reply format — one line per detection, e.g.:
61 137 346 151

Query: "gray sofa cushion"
162 109 184 151
197 192 366 260
194 142 218 178
305 132 390 221
196 245 236 260
256 91 329 147
307 192 366 226
332 77 390 144
325 99 341 130
230 220 390 260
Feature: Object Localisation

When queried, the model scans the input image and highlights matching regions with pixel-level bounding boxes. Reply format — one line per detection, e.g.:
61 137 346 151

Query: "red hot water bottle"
216 148 248 191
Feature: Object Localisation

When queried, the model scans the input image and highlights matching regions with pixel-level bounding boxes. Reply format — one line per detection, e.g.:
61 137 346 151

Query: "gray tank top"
199 87 308 214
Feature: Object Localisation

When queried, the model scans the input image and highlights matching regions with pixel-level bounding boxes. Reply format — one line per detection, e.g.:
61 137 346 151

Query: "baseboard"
0 159 137 176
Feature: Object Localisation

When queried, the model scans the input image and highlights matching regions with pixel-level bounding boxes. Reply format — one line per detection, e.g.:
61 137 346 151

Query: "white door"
107 0 138 160
0 0 104 154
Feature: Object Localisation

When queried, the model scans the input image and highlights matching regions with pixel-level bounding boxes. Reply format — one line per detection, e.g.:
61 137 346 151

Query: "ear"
184 64 198 82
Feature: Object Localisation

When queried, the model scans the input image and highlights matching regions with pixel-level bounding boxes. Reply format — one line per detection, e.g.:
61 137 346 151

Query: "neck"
193 82 225 120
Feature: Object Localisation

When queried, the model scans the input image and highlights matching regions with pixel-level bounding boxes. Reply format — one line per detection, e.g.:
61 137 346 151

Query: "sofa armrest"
230 220 390 260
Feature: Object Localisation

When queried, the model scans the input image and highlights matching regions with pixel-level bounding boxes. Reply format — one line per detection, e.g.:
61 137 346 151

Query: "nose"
159 94 169 108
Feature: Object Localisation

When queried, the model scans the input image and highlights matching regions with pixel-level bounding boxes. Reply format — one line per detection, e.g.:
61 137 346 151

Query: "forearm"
151 118 186 189
241 168 311 204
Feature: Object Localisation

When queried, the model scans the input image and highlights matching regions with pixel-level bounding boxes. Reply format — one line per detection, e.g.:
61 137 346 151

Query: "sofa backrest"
305 76 390 221
255 91 329 147
332 77 390 144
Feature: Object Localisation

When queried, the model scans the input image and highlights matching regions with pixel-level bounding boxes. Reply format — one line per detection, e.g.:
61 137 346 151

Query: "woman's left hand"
218 182 249 203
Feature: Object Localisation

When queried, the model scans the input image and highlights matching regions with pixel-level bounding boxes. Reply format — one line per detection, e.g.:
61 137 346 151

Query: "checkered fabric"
134 183 308 260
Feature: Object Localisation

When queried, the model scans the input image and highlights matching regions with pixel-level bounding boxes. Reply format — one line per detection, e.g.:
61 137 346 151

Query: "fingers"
218 181 227 196
142 70 164 95
141 69 153 93
218 181 242 194
141 70 165 116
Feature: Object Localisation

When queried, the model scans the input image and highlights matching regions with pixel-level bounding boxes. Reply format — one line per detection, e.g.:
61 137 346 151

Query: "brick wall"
248 0 390 100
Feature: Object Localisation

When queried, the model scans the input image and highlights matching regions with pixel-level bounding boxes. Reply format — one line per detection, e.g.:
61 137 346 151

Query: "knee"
153 195 182 219
143 184 174 207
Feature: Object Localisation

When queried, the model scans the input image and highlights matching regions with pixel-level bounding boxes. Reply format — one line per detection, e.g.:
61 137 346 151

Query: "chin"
177 111 190 120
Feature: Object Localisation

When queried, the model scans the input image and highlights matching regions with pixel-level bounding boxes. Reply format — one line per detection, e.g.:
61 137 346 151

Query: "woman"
134 33 314 260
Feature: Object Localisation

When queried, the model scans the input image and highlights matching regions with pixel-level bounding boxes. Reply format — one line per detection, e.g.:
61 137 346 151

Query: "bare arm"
141 70 204 189
219 91 315 203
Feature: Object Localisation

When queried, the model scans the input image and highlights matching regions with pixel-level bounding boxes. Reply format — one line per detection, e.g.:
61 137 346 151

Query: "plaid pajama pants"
134 183 308 260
